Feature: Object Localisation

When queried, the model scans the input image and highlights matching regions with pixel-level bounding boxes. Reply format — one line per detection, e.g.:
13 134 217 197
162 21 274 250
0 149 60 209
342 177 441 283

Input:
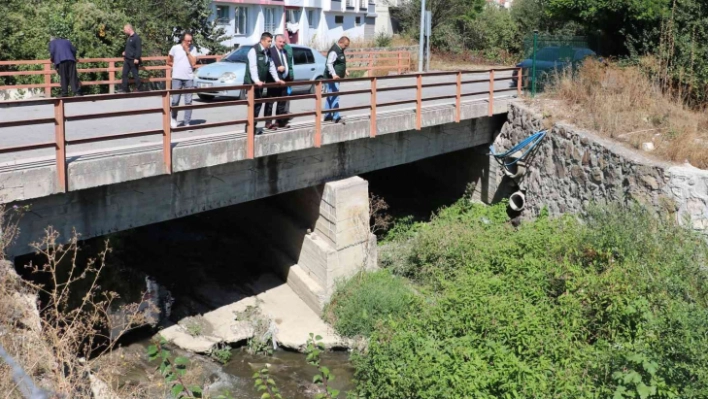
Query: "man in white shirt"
324 36 350 124
245 32 284 135
167 33 198 129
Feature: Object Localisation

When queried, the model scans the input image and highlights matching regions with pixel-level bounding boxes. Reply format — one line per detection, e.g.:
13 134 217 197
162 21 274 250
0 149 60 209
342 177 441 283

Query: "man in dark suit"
49 36 81 97
265 34 294 129
121 24 143 92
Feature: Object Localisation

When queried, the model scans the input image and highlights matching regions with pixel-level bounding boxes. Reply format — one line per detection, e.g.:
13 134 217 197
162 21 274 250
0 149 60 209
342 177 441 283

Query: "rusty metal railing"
0 56 223 97
0 50 412 97
0 67 524 193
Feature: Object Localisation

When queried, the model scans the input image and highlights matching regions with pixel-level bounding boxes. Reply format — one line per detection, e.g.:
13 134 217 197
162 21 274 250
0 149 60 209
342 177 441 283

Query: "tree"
394 0 486 51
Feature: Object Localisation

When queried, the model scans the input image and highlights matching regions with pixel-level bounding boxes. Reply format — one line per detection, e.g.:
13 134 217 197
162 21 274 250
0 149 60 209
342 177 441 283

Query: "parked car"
194 44 327 101
513 46 596 88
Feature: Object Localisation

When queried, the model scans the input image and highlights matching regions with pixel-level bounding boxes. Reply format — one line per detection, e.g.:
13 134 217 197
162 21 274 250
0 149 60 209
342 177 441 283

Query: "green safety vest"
324 44 346 79
245 45 270 84
284 44 294 81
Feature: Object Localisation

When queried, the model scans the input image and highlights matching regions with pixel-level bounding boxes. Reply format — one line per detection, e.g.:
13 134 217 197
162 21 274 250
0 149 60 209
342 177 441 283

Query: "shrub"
353 201 708 398
324 270 417 337
373 32 393 48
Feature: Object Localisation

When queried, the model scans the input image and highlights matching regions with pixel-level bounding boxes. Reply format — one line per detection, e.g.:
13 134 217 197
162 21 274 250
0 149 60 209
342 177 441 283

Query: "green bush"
351 201 708 398
324 270 417 337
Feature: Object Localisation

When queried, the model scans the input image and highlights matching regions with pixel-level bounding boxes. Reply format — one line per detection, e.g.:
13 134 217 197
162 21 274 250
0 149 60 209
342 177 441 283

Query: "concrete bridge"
1 69 517 312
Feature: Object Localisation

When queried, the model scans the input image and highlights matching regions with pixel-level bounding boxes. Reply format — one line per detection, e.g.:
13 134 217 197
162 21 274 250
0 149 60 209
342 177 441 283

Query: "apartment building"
211 0 377 50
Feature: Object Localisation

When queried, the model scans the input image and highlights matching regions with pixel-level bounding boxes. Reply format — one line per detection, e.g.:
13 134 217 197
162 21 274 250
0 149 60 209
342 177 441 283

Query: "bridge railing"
0 67 524 193
0 56 223 97
0 50 411 98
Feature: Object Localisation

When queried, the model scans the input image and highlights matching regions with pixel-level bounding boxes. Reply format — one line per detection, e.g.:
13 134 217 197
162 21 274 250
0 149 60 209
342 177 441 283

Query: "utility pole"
418 0 425 72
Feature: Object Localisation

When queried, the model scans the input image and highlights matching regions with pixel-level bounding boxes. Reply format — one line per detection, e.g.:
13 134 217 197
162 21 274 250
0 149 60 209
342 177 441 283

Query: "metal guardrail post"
488 69 495 116
517 67 522 96
43 63 52 97
416 74 422 130
370 77 377 138
54 99 67 192
456 71 462 123
162 91 172 174
166 67 172 90
109 61 116 94
315 80 322 148
247 85 255 159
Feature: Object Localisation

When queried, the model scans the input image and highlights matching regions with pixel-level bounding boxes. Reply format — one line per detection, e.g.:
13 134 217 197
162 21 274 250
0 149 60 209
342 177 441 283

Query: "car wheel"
309 76 325 95
197 94 214 101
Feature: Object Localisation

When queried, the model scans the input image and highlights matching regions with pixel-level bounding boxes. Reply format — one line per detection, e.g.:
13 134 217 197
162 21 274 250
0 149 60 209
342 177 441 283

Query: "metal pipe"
418 0 425 72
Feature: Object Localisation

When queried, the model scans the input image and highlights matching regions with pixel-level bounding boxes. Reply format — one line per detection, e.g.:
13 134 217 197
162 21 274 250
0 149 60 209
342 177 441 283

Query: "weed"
210 344 232 365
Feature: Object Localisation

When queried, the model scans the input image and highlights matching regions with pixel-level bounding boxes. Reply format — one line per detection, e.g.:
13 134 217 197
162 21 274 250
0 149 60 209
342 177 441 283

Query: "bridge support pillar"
274 176 377 313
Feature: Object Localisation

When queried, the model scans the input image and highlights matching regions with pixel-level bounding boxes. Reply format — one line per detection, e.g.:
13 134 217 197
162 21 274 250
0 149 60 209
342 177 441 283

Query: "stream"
115 340 355 398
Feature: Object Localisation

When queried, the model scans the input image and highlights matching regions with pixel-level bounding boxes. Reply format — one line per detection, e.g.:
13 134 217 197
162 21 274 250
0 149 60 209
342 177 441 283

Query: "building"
211 0 377 50
486 0 513 8
375 0 398 36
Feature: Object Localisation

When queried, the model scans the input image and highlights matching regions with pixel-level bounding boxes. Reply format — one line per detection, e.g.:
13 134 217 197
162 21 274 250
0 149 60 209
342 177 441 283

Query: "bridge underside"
8 103 507 258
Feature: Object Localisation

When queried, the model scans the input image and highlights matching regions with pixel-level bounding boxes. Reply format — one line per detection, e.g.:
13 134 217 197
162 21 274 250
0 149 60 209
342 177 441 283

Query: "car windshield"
222 46 252 63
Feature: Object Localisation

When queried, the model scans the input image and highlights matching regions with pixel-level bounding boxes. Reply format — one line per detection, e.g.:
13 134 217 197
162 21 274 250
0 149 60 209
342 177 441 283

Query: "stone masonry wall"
495 103 708 232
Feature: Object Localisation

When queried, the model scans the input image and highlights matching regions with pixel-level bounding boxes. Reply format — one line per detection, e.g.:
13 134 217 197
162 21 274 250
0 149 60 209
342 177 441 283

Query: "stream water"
114 340 355 398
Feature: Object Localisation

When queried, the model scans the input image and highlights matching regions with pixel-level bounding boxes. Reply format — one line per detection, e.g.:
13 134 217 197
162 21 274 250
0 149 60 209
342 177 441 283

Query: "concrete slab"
159 274 346 354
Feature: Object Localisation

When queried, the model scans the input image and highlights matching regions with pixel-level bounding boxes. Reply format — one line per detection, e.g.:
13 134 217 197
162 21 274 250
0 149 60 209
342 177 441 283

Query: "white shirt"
169 44 197 80
247 44 280 84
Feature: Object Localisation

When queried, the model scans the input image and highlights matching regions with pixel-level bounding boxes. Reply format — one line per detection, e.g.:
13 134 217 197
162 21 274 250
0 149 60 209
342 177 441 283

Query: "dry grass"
540 59 708 169
0 223 151 398
429 50 514 71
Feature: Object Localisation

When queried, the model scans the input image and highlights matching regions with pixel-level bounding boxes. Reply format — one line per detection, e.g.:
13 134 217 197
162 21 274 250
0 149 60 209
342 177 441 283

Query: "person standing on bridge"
323 36 350 125
121 24 143 93
265 34 294 130
167 33 198 129
245 32 283 135
49 36 82 97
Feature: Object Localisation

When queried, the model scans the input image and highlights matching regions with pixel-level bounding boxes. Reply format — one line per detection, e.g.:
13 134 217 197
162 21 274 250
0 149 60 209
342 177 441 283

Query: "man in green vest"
324 36 350 124
265 34 295 129
245 32 283 134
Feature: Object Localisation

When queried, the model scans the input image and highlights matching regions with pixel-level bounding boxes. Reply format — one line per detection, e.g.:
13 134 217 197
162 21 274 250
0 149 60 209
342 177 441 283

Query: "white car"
194 44 327 100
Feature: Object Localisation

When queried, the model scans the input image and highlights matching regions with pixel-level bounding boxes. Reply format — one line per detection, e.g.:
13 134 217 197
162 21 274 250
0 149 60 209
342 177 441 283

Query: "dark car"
513 46 596 89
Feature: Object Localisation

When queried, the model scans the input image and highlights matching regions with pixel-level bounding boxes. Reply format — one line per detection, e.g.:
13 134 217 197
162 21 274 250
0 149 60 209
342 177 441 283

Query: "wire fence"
0 344 51 399
521 34 596 96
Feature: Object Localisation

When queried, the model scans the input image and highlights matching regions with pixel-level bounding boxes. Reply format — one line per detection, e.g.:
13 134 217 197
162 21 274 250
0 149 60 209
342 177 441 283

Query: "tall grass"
544 59 708 168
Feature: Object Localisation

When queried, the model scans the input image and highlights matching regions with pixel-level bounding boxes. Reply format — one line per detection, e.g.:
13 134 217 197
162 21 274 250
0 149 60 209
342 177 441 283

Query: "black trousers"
121 60 141 92
57 61 81 97
264 86 289 126
253 87 265 128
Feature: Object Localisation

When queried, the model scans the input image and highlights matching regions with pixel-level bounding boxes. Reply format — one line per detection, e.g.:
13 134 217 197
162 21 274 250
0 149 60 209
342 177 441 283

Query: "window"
355 16 361 25
234 7 248 35
264 7 279 33
222 45 252 63
216 5 230 24
293 48 314 65
287 9 301 24
307 9 318 29
335 15 344 24
346 0 356 8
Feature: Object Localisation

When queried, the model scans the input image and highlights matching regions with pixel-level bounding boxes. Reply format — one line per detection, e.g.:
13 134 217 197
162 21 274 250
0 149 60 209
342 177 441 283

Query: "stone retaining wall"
495 102 708 233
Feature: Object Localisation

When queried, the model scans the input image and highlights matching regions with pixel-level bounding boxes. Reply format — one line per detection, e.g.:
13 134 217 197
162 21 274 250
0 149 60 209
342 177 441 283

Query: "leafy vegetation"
324 270 416 337
325 200 708 398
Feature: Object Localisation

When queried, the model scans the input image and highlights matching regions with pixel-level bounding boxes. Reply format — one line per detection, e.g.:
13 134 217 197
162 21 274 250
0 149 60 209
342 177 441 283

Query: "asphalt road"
0 71 516 164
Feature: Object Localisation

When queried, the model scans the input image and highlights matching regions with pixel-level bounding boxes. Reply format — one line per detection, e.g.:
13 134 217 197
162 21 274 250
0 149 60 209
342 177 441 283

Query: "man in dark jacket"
324 36 350 124
265 34 294 129
49 36 81 97
121 24 142 92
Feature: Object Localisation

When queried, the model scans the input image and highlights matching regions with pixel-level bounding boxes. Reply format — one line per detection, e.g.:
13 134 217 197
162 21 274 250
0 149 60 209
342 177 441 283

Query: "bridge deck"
0 70 518 204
